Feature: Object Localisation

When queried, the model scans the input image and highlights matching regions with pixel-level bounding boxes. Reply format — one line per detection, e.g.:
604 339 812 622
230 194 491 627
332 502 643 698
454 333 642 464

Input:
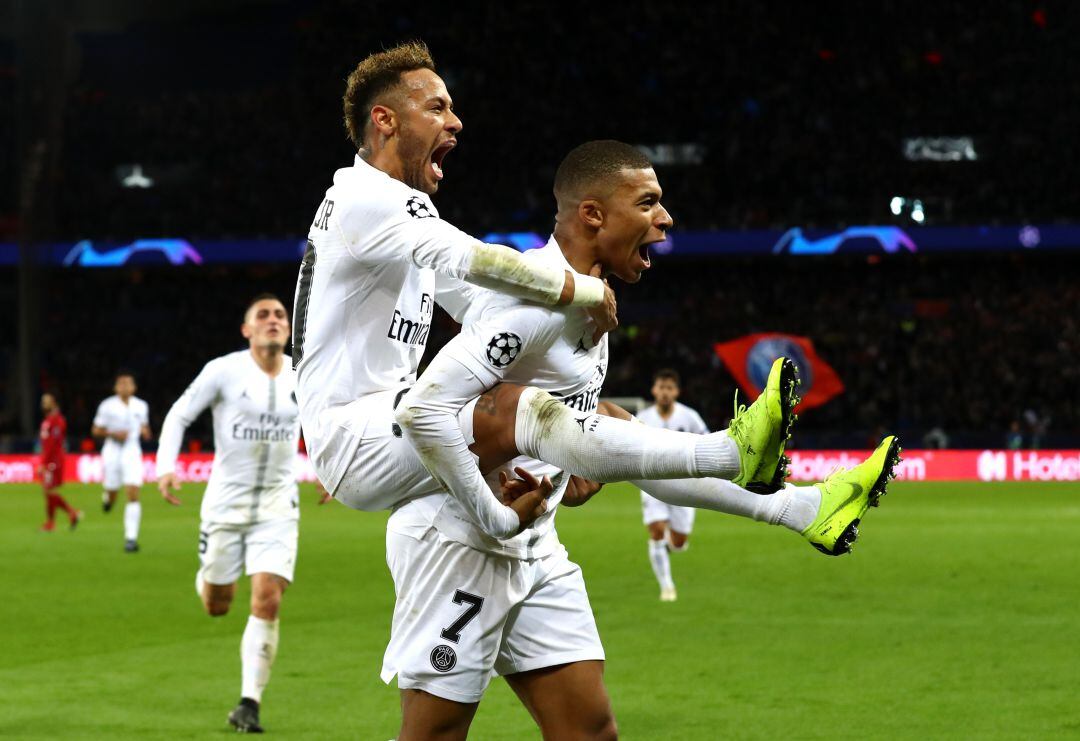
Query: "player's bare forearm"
395 379 521 539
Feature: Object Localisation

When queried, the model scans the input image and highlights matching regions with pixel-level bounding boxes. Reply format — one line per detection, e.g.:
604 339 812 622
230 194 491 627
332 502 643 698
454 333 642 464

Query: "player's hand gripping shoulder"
584 264 618 344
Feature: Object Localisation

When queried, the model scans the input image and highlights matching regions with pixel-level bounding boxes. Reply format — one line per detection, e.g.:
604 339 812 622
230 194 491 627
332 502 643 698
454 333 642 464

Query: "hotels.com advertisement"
1 451 1080 485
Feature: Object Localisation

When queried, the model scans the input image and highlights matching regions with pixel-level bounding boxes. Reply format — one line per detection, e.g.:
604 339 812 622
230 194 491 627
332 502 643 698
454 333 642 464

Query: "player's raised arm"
156 362 221 504
410 218 609 309
394 304 560 540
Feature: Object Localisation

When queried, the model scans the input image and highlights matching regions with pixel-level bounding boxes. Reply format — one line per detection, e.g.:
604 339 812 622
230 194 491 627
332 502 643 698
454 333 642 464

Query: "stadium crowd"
3 250 1075 452
3 1 1078 450
5 1 1073 242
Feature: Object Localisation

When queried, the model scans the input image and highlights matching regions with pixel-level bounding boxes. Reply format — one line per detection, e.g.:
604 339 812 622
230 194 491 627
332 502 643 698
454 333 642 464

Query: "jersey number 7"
440 590 484 644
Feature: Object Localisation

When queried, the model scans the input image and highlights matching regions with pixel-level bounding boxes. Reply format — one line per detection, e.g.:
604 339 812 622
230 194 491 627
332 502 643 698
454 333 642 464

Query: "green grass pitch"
2 480 1079 739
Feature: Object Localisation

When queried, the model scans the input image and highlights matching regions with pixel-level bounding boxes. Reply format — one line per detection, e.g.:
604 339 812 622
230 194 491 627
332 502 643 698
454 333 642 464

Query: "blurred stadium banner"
0 454 318 485
4 224 1079 267
714 333 844 412
2 451 1079 484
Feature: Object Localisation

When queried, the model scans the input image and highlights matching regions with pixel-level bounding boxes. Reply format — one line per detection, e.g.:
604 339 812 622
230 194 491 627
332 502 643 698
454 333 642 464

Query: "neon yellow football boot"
802 436 902 556
728 357 800 493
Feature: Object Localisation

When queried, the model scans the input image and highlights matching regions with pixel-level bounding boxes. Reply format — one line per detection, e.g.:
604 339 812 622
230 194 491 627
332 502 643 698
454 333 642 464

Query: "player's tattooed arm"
474 387 500 416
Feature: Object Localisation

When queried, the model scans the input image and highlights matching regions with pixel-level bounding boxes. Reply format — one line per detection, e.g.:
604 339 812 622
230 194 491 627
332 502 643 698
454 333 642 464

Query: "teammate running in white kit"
636 369 710 602
92 371 151 552
157 294 320 734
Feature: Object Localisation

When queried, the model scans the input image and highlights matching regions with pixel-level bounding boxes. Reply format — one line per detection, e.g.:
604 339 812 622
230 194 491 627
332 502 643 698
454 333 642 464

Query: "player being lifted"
38 392 82 532
92 371 151 552
157 294 321 734
390 140 901 739
636 369 709 602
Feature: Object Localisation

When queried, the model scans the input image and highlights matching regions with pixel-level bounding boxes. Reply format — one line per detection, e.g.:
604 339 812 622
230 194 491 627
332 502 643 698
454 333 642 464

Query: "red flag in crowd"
713 333 844 412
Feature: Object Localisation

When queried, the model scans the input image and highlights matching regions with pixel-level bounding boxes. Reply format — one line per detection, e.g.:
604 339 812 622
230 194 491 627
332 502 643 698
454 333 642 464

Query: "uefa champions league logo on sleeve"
747 337 812 390
486 332 522 369
405 196 434 219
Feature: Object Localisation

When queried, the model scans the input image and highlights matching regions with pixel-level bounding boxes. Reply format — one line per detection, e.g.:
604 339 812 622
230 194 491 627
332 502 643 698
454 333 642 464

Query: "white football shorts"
380 526 604 704
197 517 298 585
102 446 144 489
322 387 467 512
640 490 696 534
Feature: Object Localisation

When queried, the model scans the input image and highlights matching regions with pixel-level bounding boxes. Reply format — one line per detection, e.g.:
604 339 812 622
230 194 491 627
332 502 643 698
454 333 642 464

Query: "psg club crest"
485 332 522 369
714 333 844 413
430 644 457 673
405 196 434 219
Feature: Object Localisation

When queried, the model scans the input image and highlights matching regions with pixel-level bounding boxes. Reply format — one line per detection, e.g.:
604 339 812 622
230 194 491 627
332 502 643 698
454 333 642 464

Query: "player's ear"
370 104 396 138
241 322 253 339
579 199 603 229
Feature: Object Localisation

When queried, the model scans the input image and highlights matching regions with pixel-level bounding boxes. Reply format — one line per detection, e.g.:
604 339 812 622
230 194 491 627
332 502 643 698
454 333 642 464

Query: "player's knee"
591 713 619 741
205 597 231 617
252 594 281 620
647 522 668 541
252 585 283 619
564 707 617 741
668 531 689 550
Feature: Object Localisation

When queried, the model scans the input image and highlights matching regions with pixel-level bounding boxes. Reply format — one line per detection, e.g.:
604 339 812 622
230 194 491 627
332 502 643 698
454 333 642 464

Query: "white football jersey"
156 350 301 525
392 237 608 559
637 402 709 434
93 395 149 456
293 154 484 492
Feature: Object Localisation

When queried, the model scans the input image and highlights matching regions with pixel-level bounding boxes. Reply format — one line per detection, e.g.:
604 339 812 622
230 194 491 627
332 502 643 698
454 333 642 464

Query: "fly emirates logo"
232 413 298 442
387 292 433 347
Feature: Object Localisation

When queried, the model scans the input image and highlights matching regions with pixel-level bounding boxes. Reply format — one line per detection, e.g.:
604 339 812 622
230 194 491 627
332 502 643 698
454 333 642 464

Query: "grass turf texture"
2 481 1079 739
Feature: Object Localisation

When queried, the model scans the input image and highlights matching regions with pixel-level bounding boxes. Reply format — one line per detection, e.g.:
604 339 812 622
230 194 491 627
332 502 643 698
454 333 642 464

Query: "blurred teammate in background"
157 293 326 734
92 371 151 552
636 369 709 602
38 392 82 532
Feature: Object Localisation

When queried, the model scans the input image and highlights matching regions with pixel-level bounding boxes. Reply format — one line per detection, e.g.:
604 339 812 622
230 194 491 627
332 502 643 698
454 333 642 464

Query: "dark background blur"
2 0 1077 451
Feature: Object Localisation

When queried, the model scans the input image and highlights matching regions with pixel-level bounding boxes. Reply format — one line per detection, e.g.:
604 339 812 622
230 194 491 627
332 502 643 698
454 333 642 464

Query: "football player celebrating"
389 141 900 738
157 294 327 734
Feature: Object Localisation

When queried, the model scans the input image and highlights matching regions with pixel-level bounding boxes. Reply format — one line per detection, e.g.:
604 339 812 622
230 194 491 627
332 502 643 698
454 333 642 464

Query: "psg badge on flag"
713 333 844 412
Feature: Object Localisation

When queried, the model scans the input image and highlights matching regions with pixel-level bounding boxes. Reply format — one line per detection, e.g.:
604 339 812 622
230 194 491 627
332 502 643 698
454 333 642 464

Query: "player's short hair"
343 41 436 149
115 368 135 382
653 368 680 386
554 140 653 201
244 292 287 321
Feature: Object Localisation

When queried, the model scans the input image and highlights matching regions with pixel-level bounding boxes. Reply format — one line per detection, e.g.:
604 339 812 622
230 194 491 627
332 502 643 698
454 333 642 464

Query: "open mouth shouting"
430 139 456 181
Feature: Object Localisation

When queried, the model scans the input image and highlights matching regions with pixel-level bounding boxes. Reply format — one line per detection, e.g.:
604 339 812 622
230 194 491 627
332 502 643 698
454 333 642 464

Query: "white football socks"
633 479 821 533
241 615 279 703
648 538 674 590
515 387 740 482
123 501 141 541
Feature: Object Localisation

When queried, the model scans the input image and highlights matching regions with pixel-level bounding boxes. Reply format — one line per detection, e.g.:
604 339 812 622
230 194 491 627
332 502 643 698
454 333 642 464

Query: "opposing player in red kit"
39 392 82 532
